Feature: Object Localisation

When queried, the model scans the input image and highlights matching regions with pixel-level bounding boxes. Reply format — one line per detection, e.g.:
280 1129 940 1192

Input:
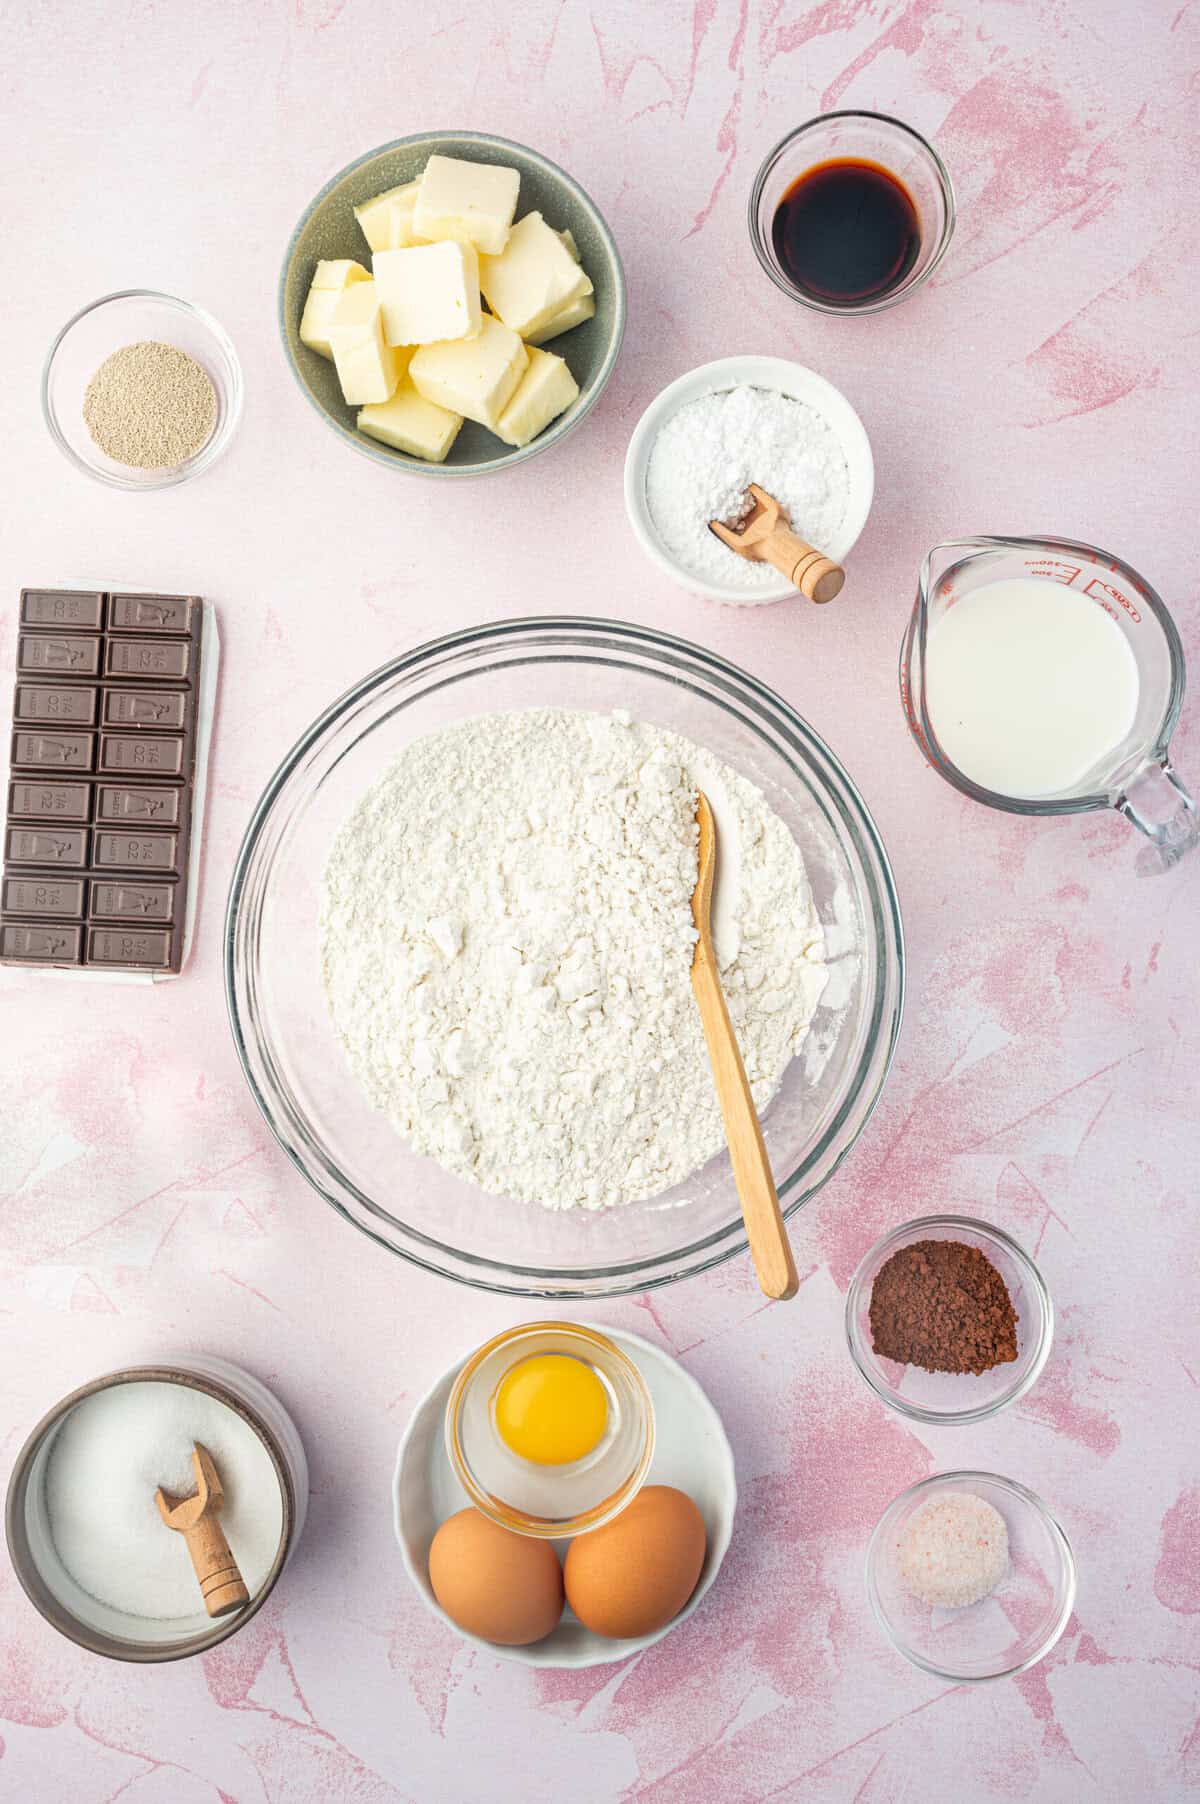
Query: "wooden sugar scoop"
689 791 800 1301
709 484 845 602
155 1443 250 1618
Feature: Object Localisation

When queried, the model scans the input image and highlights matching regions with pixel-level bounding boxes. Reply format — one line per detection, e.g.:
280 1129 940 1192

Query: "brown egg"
564 1485 707 1639
428 1508 564 1647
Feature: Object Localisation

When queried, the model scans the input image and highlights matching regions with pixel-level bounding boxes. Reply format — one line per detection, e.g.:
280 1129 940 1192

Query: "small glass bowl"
867 1471 1076 1681
445 1323 655 1539
845 1215 1052 1424
42 290 243 489
749 112 955 315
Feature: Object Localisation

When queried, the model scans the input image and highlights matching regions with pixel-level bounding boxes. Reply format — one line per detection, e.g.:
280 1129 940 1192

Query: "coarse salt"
645 385 851 592
897 1491 1009 1609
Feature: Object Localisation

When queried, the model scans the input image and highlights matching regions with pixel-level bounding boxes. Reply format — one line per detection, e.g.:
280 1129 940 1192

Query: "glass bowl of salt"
866 1471 1076 1682
42 290 243 490
5 1356 306 1661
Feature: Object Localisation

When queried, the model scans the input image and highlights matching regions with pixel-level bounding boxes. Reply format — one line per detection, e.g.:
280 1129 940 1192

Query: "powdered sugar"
320 708 828 1210
645 385 851 591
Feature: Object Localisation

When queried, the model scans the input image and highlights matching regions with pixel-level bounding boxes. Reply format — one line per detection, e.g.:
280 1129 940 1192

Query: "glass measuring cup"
901 536 1197 874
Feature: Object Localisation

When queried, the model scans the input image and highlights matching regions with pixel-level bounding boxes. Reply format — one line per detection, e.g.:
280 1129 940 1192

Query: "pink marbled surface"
2 1 1199 1798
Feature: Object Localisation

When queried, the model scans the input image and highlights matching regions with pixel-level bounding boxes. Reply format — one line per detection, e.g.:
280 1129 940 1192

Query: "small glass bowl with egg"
445 1323 655 1538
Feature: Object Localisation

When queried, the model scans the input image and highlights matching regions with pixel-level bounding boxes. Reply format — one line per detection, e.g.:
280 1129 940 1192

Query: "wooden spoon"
689 791 800 1300
709 483 845 603
155 1443 249 1618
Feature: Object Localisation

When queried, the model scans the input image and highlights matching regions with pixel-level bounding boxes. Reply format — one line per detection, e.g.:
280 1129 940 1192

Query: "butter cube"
523 227 596 342
358 378 463 463
354 182 424 253
311 258 372 290
525 289 597 346
413 154 519 256
493 346 579 446
299 260 371 359
478 212 593 340
300 290 341 360
328 281 402 405
409 314 527 427
373 241 481 347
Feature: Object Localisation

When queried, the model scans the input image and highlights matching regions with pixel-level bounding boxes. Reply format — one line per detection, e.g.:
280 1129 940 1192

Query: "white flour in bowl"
645 385 851 590
320 709 828 1210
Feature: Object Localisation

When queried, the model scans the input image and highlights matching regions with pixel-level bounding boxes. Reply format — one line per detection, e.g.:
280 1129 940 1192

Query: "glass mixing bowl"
225 618 904 1296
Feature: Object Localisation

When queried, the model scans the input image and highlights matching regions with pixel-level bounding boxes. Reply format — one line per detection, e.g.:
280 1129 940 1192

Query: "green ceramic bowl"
280 132 626 477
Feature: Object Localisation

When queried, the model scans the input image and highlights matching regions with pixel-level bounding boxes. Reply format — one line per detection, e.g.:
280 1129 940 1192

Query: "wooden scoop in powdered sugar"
709 483 845 603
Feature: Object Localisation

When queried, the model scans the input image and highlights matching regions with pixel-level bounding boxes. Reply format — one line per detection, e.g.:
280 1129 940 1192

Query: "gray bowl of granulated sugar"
280 131 626 477
624 354 875 605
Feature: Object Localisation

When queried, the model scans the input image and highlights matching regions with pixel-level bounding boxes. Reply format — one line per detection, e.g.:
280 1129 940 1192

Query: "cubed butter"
525 289 597 345
558 228 579 261
358 378 464 463
373 240 481 347
328 281 402 405
299 259 371 359
493 346 579 446
478 211 593 340
409 314 528 428
413 154 520 256
354 182 424 253
311 258 372 291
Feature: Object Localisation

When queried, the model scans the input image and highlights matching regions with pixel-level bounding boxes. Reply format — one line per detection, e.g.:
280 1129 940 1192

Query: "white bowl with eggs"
393 1325 736 1668
624 355 874 605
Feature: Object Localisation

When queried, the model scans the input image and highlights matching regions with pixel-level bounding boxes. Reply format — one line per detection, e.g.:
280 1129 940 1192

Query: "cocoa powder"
868 1239 1019 1376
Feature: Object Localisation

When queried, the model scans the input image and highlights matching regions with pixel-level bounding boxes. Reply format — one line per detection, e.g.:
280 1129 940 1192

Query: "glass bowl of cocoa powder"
845 1215 1052 1424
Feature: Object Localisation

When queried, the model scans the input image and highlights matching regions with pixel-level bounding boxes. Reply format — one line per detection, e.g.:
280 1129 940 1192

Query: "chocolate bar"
2 590 207 974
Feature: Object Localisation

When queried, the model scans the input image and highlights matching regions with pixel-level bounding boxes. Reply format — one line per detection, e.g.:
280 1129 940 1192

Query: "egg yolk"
494 1354 608 1465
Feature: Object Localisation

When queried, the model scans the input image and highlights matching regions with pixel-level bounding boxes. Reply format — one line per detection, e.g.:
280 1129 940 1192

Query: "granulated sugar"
83 339 217 469
645 385 851 590
45 1380 283 1620
897 1491 1009 1609
320 708 830 1210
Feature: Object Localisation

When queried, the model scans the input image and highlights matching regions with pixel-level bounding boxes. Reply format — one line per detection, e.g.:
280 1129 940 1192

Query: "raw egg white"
428 1507 564 1646
564 1485 707 1639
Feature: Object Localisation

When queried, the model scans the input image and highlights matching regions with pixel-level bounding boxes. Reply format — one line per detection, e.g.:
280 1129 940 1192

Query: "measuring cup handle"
1117 760 1200 875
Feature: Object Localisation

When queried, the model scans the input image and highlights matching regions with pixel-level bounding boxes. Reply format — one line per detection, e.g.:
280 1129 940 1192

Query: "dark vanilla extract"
771 159 921 306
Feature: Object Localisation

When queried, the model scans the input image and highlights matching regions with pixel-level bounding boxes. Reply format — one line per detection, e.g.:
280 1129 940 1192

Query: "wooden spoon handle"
762 527 845 603
181 1516 249 1617
690 940 800 1300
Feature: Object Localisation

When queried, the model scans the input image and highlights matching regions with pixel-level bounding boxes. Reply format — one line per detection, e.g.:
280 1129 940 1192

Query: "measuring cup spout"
917 538 996 613
1118 760 1200 876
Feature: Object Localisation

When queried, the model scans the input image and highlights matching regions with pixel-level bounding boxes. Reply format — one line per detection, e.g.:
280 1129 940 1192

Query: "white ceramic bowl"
394 1324 737 1668
623 356 874 605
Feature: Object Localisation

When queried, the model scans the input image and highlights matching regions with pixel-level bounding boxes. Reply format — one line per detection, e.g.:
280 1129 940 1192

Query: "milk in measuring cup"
924 577 1139 798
